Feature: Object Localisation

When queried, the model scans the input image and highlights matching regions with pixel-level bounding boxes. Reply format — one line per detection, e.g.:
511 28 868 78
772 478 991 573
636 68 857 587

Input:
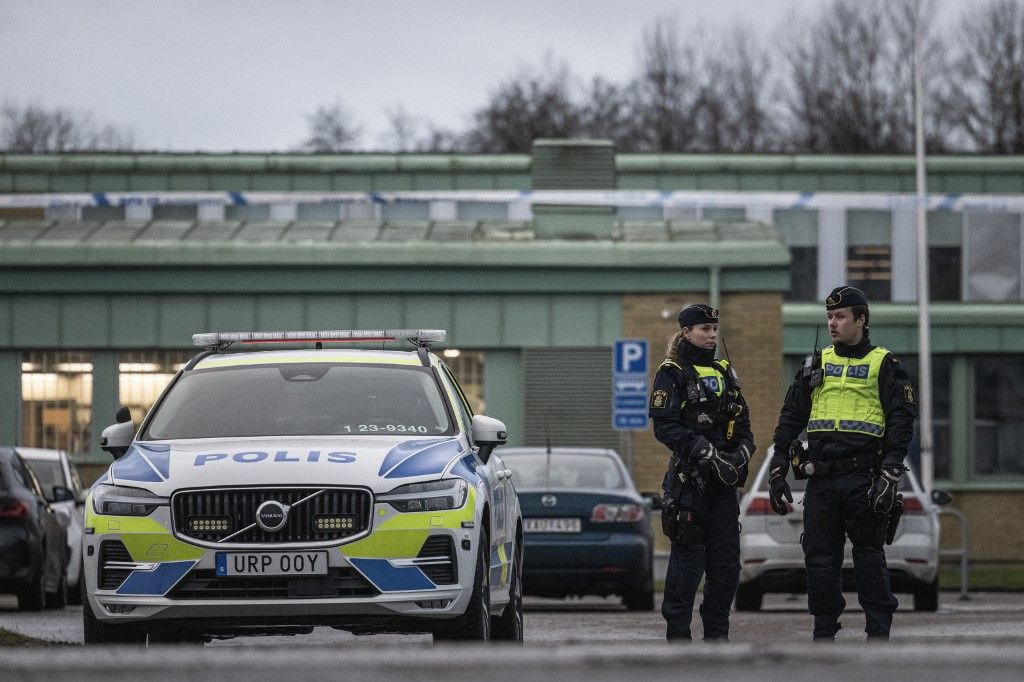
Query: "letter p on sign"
615 340 648 374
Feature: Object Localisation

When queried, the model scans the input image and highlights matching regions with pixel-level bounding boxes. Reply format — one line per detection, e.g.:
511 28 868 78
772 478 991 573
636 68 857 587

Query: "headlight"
92 484 168 516
378 478 468 513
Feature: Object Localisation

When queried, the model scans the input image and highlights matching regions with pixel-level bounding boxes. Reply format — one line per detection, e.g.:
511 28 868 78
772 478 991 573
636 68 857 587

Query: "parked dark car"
500 447 655 610
0 446 69 610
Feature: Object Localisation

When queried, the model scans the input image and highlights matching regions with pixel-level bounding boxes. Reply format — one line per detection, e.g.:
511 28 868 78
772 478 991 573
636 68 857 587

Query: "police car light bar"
192 329 447 348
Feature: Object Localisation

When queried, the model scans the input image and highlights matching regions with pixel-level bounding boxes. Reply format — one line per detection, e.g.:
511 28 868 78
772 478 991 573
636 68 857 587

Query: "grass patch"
0 627 64 647
940 563 1024 591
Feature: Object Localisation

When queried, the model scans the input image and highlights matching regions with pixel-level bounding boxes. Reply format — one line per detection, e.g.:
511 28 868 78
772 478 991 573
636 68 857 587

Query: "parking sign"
612 339 648 431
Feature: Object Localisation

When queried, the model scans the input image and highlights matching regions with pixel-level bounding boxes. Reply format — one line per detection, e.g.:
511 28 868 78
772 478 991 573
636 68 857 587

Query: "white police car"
83 330 522 643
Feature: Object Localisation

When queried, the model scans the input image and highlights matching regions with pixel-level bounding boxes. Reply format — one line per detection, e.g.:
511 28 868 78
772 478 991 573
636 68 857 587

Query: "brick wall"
622 291 784 495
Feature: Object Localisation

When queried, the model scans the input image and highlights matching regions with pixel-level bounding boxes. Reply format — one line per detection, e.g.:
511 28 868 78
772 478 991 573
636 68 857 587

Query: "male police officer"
770 285 917 641
650 304 754 642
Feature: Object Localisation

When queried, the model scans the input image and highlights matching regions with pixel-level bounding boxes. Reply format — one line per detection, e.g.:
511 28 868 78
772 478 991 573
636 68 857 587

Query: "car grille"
417 535 457 585
172 487 372 545
99 540 132 590
167 567 378 600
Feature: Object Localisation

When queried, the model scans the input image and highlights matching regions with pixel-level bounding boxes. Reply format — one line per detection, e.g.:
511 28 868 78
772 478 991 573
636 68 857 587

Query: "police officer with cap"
770 285 917 641
649 303 754 642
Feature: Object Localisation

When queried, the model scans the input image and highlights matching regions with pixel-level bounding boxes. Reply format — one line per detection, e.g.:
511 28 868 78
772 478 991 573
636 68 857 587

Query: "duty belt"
807 453 874 476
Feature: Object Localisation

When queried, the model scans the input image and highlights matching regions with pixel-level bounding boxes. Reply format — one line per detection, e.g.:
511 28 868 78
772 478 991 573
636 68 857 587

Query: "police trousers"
802 471 899 638
662 483 740 641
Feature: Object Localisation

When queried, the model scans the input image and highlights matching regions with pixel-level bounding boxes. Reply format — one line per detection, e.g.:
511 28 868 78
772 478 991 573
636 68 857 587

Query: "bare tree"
302 103 362 152
696 25 782 152
781 0 945 153
940 0 1024 152
0 101 135 152
578 76 643 151
379 104 427 152
464 57 582 153
632 19 704 151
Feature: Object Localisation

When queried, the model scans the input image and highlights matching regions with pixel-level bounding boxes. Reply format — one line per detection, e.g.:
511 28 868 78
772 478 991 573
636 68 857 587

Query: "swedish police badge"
651 389 668 409
904 385 916 405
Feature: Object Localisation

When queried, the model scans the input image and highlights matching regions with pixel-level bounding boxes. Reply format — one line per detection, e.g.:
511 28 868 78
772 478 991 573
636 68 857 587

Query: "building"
2 143 1023 563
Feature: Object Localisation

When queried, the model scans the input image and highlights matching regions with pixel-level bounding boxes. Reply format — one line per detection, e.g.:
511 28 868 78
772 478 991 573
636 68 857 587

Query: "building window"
20 351 92 455
847 209 891 301
973 356 1024 477
439 349 485 414
118 351 192 426
965 212 1022 301
900 356 952 481
774 208 818 302
788 247 818 302
928 246 962 301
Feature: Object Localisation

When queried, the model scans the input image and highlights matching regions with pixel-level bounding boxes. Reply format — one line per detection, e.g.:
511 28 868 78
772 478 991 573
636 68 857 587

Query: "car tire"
83 597 147 645
433 529 491 642
734 582 763 611
17 569 47 612
492 534 524 641
46 569 68 609
622 587 656 611
68 558 84 605
913 577 940 612
622 549 656 611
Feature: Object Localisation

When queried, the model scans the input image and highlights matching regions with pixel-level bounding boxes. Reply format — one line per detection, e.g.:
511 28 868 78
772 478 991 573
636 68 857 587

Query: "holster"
661 458 704 545
884 495 904 545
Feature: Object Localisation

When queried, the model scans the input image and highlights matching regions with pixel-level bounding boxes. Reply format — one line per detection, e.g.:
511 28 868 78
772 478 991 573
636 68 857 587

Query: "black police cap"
825 285 869 311
677 304 719 328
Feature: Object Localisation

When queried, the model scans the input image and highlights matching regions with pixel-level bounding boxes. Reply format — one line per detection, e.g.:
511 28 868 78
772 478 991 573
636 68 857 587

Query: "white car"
738 443 944 612
19 447 86 604
83 329 522 643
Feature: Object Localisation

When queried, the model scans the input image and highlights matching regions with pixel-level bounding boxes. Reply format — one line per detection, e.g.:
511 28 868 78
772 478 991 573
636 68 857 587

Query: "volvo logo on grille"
256 500 290 532
541 494 557 507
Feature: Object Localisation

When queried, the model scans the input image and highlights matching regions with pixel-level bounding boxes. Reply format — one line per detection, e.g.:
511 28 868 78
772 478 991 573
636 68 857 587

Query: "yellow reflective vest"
807 346 888 437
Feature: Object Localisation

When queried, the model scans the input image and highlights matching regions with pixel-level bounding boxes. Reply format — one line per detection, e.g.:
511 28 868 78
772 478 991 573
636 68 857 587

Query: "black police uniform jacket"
649 341 755 466
772 334 917 470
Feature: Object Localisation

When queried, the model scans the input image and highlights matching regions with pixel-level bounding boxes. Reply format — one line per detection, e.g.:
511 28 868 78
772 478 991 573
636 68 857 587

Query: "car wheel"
622 587 656 611
46 569 68 609
434 529 491 642
68 558 84 605
492 534 524 641
913 576 940 612
17 569 46 612
734 582 763 611
83 597 147 645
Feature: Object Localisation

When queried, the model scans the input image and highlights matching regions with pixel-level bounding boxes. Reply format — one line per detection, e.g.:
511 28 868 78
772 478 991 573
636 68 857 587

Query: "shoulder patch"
904 384 916 405
651 389 669 409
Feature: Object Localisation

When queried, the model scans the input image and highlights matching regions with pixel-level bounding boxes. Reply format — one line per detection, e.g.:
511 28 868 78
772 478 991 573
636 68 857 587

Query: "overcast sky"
1 0 954 152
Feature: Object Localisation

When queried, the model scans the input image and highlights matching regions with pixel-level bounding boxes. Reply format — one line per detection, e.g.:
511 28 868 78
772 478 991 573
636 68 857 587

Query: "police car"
83 330 523 643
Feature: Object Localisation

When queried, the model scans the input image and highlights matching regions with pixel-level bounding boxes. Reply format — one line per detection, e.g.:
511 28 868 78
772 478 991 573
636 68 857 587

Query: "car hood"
97 436 470 496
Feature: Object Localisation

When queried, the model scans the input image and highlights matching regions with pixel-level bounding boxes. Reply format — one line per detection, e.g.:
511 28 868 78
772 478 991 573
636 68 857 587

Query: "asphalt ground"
2 591 1024 680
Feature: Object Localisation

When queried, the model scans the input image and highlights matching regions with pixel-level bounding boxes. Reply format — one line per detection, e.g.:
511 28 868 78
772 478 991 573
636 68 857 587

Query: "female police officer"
648 304 754 642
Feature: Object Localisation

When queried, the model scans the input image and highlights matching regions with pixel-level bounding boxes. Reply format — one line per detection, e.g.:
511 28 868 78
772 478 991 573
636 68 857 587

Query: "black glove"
868 466 904 515
768 464 792 515
689 436 718 462
705 443 751 487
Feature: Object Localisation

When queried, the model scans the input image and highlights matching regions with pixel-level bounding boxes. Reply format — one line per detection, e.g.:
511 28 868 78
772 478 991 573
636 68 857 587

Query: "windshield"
23 459 65 500
144 363 453 439
503 453 626 490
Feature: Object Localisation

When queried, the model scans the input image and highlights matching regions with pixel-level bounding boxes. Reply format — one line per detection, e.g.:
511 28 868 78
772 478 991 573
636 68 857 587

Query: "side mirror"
51 485 75 503
100 419 134 460
471 414 508 464
641 492 664 511
931 489 953 506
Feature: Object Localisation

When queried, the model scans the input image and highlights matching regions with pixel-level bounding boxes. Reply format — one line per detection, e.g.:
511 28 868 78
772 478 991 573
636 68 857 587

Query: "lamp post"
914 0 934 494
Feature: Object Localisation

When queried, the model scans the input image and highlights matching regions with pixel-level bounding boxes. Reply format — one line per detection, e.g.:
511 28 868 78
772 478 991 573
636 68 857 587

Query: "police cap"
825 285 869 311
678 304 719 328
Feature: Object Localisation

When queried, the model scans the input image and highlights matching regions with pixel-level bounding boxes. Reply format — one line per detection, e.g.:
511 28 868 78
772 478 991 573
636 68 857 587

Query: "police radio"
802 326 824 388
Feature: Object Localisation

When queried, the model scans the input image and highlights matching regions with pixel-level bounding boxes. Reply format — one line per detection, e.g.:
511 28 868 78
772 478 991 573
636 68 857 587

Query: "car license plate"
215 551 329 577
524 518 581 533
